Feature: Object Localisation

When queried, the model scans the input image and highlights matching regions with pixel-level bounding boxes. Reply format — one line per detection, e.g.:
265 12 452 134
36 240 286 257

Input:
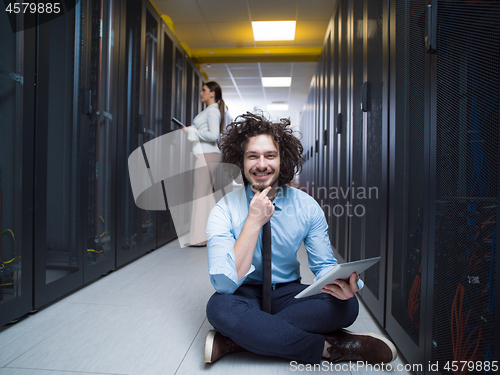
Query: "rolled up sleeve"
304 203 364 290
206 202 254 294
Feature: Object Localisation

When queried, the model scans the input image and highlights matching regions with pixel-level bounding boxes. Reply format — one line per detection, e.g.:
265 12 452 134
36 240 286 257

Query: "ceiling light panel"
262 77 292 87
252 21 296 41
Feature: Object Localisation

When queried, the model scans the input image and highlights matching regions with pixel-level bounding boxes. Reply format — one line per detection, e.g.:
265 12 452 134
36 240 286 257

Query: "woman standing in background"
182 81 225 247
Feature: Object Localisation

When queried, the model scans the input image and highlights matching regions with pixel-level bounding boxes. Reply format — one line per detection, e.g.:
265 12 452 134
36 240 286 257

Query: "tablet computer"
295 257 381 298
171 117 185 127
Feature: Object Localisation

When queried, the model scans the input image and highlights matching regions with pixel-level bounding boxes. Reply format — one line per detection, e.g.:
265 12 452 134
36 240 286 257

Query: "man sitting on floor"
203 112 397 365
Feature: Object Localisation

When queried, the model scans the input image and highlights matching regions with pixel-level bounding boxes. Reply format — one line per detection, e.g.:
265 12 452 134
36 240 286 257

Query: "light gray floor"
0 238 412 375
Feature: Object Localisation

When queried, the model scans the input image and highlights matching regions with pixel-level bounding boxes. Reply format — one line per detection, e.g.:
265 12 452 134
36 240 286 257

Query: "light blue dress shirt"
206 184 364 294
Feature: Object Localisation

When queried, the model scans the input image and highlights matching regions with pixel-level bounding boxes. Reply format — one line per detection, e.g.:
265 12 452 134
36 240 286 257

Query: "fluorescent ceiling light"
262 77 292 87
267 103 289 111
252 21 296 41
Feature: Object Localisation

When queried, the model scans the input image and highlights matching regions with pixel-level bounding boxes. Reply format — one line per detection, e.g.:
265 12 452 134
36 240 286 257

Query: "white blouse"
187 103 221 155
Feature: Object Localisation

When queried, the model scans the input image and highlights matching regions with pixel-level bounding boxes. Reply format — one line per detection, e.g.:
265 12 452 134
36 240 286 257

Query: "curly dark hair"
218 112 304 186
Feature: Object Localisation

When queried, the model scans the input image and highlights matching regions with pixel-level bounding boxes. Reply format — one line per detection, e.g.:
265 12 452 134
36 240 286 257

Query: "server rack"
349 0 389 326
115 0 162 267
33 1 86 308
80 0 119 283
426 1 498 370
301 0 499 372
156 19 177 248
0 10 35 324
0 0 205 327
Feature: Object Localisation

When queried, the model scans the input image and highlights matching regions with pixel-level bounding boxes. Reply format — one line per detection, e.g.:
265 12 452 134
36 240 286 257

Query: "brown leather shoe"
204 330 244 364
184 242 207 247
325 329 397 364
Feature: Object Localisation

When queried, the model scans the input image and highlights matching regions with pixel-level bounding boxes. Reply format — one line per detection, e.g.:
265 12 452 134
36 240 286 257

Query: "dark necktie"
261 220 272 313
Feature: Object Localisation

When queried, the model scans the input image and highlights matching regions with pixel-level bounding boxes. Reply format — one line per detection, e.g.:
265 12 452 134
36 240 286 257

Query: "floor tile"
176 320 344 375
6 305 206 375
0 369 124 375
0 238 412 375
0 302 94 367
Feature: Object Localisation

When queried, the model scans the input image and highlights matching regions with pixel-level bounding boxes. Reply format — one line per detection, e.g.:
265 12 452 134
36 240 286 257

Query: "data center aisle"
0 240 412 375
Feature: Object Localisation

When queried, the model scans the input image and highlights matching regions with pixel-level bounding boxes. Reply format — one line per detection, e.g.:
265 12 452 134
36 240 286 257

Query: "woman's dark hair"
204 81 225 134
218 112 304 186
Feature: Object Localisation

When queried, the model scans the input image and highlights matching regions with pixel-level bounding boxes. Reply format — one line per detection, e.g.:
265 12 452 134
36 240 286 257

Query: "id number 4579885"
5 2 61 14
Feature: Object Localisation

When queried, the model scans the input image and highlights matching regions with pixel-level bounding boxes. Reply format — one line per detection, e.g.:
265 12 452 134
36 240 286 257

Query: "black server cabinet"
116 0 161 267
349 0 389 325
156 21 177 247
336 0 350 263
427 1 499 371
172 46 191 237
301 0 499 370
80 0 119 283
386 0 500 372
385 0 428 366
326 8 341 257
386 0 433 367
33 2 86 308
0 12 35 326
183 59 197 235
348 0 365 266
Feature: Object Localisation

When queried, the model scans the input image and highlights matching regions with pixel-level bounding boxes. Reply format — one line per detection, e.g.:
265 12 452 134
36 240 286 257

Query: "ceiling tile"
212 40 257 48
155 0 205 24
218 87 239 95
240 88 266 97
265 87 290 98
248 0 298 21
196 0 250 22
297 0 339 21
173 23 213 44
230 69 260 79
208 22 255 42
260 63 293 77
234 78 262 87
228 63 261 69
296 20 331 43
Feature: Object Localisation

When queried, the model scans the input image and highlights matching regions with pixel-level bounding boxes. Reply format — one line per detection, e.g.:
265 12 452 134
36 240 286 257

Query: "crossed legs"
206 281 359 364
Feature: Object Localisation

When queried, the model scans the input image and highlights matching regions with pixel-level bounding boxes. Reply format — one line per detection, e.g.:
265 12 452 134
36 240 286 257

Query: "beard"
243 169 280 193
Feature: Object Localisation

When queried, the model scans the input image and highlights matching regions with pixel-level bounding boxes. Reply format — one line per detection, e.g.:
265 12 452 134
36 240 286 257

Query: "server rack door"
355 0 388 325
156 25 176 247
427 1 499 370
336 0 350 262
320 45 330 217
193 72 202 116
81 0 118 283
138 4 162 254
348 0 365 265
317 49 327 208
170 47 190 237
312 73 318 201
0 12 34 325
323 32 332 243
328 7 341 254
115 0 145 267
385 0 428 367
185 63 194 124
33 3 85 308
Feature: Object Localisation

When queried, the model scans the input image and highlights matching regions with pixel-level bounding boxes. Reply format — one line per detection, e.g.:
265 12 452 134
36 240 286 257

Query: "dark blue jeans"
206 280 359 364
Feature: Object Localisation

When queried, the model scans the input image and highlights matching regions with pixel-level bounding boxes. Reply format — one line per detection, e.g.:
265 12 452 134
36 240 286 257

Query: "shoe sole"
204 330 217 363
342 329 398 364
